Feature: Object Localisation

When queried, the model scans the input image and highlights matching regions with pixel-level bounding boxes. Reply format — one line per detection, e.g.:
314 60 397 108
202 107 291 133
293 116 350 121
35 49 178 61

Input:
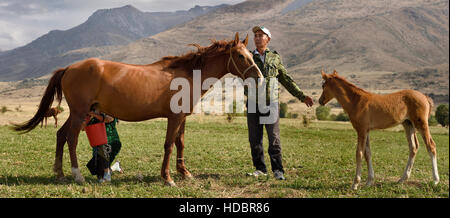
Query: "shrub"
428 115 438 126
335 112 350 121
287 99 297 104
435 104 449 127
329 114 337 121
279 102 288 118
15 105 23 112
315 105 330 120
302 115 310 127
1 106 8 114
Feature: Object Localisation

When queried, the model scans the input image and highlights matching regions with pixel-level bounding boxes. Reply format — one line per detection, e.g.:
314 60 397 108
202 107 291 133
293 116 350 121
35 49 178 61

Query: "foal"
319 70 439 190
41 107 62 128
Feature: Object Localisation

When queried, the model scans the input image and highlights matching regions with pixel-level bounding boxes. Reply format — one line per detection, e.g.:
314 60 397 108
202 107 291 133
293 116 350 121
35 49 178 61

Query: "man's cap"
252 26 271 39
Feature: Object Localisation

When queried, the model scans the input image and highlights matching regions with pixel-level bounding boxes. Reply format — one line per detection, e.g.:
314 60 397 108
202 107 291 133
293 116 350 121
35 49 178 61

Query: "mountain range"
0 0 448 100
0 4 226 81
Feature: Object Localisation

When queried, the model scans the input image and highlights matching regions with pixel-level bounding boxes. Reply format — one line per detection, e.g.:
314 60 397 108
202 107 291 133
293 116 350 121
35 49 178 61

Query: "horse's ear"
333 69 338 75
242 34 249 47
321 69 328 80
233 32 239 46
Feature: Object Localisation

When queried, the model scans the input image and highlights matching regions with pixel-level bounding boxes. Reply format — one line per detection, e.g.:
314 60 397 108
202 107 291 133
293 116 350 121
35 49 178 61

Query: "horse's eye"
321 80 326 88
238 54 244 59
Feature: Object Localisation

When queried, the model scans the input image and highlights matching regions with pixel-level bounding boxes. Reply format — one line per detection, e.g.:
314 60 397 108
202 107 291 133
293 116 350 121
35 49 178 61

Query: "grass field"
0 115 448 198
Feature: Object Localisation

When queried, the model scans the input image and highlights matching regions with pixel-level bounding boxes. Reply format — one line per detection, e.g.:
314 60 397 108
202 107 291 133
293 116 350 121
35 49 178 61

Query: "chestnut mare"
319 70 439 190
13 33 263 186
41 107 62 128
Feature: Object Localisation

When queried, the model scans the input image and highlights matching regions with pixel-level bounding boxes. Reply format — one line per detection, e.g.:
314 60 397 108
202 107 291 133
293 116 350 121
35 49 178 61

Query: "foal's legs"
352 130 368 190
54 116 70 180
161 115 184 186
175 118 193 179
364 134 374 187
399 120 419 183
415 119 439 185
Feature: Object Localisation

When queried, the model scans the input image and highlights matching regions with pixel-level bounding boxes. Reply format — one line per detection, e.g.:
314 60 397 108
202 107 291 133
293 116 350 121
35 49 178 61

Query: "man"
245 26 313 180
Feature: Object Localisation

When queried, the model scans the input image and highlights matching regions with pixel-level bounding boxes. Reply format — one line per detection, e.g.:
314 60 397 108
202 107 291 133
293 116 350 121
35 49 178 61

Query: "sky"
0 0 245 51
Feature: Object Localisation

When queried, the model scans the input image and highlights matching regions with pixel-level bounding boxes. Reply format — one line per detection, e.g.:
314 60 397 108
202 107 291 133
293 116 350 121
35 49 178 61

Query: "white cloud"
0 0 245 51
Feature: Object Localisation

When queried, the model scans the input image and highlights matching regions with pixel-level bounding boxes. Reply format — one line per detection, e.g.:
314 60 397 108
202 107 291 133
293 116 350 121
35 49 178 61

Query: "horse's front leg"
175 118 193 180
161 115 184 186
352 130 367 190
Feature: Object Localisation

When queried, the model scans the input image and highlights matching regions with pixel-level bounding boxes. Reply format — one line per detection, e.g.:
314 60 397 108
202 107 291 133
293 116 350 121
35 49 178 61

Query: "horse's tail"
426 95 434 119
11 68 66 133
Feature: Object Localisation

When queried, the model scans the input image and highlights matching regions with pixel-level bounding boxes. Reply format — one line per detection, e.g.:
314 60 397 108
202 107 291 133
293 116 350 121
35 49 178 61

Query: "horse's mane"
161 39 233 70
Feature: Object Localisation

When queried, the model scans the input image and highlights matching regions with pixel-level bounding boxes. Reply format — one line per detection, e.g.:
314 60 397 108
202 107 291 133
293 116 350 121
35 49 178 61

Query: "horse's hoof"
351 184 359 190
397 177 407 184
182 173 194 180
433 180 440 185
365 181 374 187
75 176 85 184
56 176 67 183
71 168 85 184
165 180 177 187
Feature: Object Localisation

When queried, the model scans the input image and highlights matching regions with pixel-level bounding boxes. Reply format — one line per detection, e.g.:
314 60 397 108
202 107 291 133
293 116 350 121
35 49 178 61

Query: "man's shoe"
246 170 267 177
100 170 111 183
274 170 285 180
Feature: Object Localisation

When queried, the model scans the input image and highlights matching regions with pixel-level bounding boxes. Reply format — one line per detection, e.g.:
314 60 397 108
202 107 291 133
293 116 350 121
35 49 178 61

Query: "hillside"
101 0 448 97
0 4 226 81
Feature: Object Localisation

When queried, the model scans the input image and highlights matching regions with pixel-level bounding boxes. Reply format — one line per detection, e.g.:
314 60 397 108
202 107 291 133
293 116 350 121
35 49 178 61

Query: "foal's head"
319 70 339 105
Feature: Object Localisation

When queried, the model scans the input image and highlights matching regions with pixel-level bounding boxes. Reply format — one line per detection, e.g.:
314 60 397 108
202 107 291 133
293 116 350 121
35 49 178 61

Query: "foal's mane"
332 74 369 95
161 39 233 71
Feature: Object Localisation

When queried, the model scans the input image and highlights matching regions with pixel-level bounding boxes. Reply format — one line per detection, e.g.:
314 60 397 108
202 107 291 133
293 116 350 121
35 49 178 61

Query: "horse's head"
319 69 338 105
227 32 263 80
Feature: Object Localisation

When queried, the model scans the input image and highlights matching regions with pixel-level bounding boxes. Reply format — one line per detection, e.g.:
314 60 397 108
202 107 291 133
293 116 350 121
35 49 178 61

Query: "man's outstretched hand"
303 96 314 107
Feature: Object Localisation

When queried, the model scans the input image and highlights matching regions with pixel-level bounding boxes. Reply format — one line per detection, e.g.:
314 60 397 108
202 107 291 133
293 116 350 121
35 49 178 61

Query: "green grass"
0 116 448 198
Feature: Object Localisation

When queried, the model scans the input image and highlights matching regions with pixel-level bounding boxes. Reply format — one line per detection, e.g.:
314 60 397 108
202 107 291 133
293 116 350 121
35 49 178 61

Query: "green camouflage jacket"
245 48 306 103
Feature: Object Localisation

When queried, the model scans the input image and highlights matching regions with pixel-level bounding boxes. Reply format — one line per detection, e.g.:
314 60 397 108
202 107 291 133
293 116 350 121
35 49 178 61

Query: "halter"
227 47 258 78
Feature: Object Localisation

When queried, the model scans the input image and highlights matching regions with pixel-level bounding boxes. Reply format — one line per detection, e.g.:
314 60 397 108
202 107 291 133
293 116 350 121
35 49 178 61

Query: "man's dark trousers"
246 102 284 173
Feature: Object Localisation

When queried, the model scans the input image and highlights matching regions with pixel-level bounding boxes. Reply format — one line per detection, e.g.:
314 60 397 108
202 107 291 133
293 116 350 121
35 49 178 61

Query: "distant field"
0 116 448 198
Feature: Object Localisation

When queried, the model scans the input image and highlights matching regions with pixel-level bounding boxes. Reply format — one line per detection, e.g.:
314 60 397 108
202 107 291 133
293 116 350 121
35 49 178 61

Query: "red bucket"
85 122 107 147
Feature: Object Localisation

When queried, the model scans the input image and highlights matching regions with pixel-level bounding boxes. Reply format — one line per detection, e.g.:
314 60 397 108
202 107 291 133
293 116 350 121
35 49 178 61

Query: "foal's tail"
426 95 434 119
11 68 66 133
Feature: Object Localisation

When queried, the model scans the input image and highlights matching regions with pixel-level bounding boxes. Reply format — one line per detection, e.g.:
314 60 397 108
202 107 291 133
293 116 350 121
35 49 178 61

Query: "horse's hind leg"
415 119 439 185
399 120 419 183
54 116 70 180
175 118 193 180
364 133 374 187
